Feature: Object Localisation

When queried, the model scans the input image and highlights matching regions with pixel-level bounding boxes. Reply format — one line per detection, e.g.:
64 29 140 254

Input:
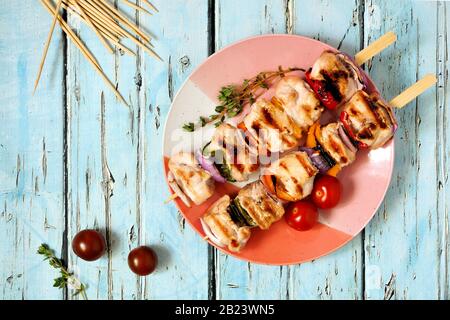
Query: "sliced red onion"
339 52 367 90
200 218 225 248
167 171 191 207
310 153 331 174
392 123 398 134
338 123 358 153
195 150 226 183
299 147 331 174
299 146 314 156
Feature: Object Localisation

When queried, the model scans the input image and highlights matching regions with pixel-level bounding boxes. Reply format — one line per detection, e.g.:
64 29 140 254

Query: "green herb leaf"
200 117 208 127
183 66 304 132
37 243 88 300
182 122 195 132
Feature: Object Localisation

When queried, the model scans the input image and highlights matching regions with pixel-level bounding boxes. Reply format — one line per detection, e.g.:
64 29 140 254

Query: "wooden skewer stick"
73 1 114 54
34 0 63 94
89 1 162 60
75 0 129 38
41 0 101 69
164 193 179 204
389 74 437 108
354 31 397 66
119 0 153 16
41 0 129 106
92 0 152 43
60 1 121 39
69 0 127 38
143 0 158 12
59 1 135 55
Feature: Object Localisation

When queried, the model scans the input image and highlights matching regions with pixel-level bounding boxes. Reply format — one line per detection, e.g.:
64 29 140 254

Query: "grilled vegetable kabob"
166 152 215 207
167 32 397 205
201 74 437 252
190 32 398 183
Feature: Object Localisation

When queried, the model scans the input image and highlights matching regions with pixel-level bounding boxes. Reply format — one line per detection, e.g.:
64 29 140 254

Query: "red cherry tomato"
285 200 318 231
72 229 106 261
128 246 158 276
312 175 342 209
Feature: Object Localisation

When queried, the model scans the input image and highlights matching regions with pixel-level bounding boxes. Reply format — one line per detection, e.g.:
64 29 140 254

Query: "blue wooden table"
0 0 448 300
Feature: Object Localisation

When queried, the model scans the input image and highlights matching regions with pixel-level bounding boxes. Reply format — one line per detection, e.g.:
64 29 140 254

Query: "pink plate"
162 34 394 265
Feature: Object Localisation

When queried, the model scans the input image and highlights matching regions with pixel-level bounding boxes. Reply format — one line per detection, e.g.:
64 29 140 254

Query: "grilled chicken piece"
307 51 364 108
243 99 302 153
316 122 356 167
209 123 259 182
168 152 215 206
202 195 252 252
236 181 285 230
340 90 397 149
262 151 318 202
275 76 324 130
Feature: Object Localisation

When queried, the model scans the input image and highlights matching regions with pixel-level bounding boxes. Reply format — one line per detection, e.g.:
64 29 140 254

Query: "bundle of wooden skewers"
36 0 161 106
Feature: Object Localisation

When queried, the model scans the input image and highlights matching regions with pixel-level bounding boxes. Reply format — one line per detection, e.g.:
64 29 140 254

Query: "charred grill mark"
242 201 259 227
330 137 343 154
358 128 374 140
291 176 303 196
261 107 279 130
367 98 388 129
321 70 344 102
251 122 261 131
296 182 303 197
208 215 229 239
329 136 348 164
296 153 317 177
280 162 290 172
271 175 277 186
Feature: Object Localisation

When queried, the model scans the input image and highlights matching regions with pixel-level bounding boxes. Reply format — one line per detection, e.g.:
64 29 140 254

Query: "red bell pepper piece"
305 70 340 110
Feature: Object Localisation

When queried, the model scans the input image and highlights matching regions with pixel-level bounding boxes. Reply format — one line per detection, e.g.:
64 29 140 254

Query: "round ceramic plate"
162 34 394 265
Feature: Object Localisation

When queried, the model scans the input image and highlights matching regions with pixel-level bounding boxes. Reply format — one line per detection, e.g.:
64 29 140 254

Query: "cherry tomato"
72 229 106 261
128 246 158 276
312 175 342 209
285 200 318 231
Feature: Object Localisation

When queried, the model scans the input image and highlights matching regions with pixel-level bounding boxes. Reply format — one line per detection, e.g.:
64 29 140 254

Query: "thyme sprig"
183 66 304 132
37 244 88 300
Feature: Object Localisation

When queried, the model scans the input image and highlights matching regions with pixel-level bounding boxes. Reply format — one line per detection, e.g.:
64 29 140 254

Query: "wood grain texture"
0 0 449 300
139 0 211 299
363 0 447 300
0 2 65 299
66 1 143 299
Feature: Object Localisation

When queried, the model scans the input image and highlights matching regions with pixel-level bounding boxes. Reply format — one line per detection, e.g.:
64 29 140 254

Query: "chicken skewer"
197 32 397 183
166 32 397 202
167 152 215 207
201 75 436 252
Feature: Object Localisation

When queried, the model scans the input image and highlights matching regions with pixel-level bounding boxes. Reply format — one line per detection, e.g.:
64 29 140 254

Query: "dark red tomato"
312 175 342 209
72 229 106 261
285 200 318 231
128 246 157 276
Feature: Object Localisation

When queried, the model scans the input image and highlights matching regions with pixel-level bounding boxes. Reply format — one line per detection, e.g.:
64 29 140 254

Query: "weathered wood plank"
0 2 65 299
66 1 143 299
363 0 443 300
140 0 211 299
437 0 449 300
288 0 364 300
